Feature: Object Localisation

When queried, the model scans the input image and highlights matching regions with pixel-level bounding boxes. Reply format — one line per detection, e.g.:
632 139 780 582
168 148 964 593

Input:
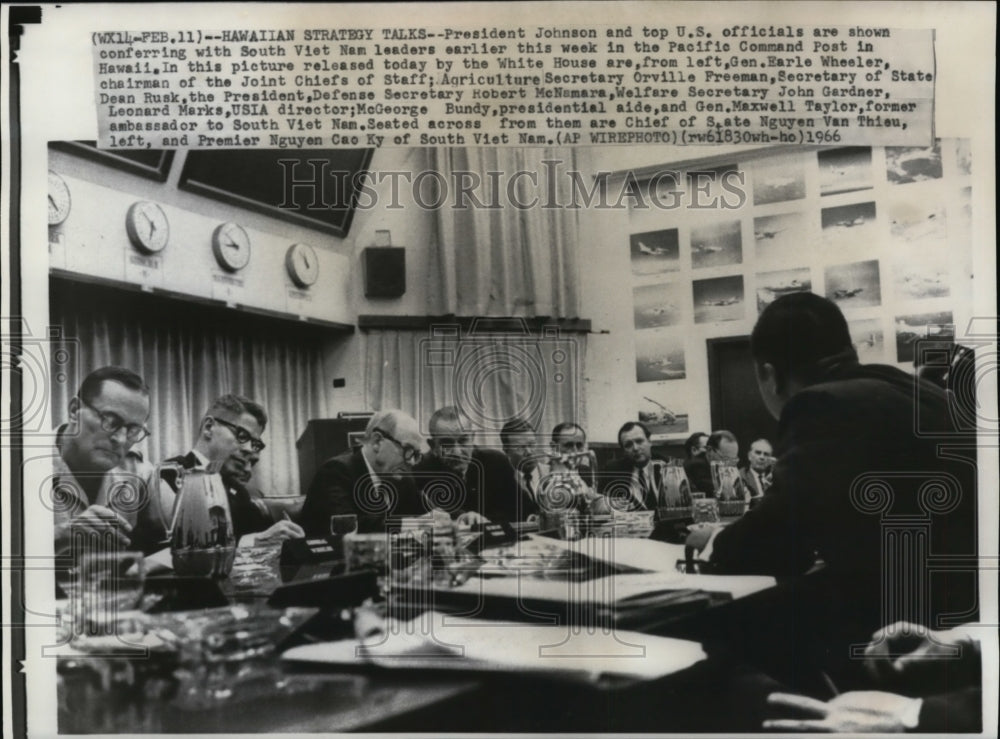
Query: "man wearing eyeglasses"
160 394 303 543
52 366 170 556
300 409 428 536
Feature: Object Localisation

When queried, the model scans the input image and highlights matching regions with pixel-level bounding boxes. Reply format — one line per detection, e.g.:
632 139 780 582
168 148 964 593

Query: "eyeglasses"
375 427 422 464
211 417 266 453
80 398 150 443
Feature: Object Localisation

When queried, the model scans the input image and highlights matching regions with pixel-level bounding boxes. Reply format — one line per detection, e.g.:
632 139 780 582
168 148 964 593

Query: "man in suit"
542 422 607 514
161 394 303 542
685 430 740 496
599 421 671 512
412 406 519 524
739 438 773 508
300 409 427 535
687 293 977 690
499 417 548 518
52 366 170 557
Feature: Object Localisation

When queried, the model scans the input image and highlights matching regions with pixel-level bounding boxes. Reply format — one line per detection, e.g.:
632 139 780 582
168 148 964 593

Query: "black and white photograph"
752 211 808 264
893 253 951 300
2 4 996 738
824 259 882 308
895 311 955 363
632 282 685 329
629 228 680 276
848 318 886 364
692 275 745 324
886 142 943 184
889 200 947 246
690 220 742 270
637 389 689 436
751 156 806 205
755 268 812 314
818 147 873 196
821 201 878 247
634 330 686 383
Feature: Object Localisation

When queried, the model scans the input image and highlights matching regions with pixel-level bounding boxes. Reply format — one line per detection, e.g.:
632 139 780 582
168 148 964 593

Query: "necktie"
523 471 535 502
635 468 653 510
643 466 658 509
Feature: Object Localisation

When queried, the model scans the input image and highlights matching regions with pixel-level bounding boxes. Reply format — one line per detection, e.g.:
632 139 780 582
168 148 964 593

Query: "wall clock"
285 243 319 288
48 170 72 226
125 201 169 254
212 222 252 272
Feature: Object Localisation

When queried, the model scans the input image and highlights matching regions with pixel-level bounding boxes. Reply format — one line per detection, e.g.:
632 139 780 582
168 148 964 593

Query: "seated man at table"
52 366 170 556
300 409 428 535
686 293 977 687
499 417 549 519
541 422 608 514
681 431 710 495
599 421 671 511
685 430 740 496
412 406 519 524
739 438 773 508
218 425 304 544
160 394 303 543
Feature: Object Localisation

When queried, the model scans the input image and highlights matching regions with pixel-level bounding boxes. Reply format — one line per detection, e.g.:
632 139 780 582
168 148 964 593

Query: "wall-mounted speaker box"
363 247 406 298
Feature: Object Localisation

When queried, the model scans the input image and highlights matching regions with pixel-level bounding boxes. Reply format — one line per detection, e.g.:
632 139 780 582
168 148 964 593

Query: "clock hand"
302 253 310 269
135 210 154 241
48 194 57 208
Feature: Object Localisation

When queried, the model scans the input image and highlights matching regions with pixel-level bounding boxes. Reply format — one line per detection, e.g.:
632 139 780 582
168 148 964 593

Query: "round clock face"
48 170 71 226
212 222 252 272
285 243 319 288
125 202 169 254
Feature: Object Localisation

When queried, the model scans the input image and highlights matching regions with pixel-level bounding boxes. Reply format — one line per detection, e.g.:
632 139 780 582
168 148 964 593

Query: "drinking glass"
70 551 145 637
330 514 359 537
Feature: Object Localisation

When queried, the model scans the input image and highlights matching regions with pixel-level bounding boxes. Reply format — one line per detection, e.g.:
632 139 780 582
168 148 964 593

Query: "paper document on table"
525 534 686 573
282 610 706 684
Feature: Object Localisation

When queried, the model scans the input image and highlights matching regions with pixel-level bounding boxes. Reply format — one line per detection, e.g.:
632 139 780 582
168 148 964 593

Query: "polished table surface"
57 533 783 733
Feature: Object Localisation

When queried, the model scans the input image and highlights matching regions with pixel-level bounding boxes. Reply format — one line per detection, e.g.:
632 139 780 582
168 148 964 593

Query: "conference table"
56 522 792 734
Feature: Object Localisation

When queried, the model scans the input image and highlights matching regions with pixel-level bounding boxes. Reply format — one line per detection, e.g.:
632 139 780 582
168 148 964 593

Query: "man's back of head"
751 292 857 391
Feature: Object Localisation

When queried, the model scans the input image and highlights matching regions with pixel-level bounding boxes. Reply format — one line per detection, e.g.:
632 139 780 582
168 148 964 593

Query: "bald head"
363 409 425 474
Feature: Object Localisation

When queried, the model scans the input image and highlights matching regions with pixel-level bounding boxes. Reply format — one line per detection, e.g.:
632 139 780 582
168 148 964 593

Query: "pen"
282 510 292 522
820 670 840 698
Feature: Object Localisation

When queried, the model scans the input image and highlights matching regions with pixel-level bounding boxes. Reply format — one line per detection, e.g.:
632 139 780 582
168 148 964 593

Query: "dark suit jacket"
161 452 275 540
599 456 671 511
708 360 978 680
683 454 714 496
412 448 522 522
300 448 426 536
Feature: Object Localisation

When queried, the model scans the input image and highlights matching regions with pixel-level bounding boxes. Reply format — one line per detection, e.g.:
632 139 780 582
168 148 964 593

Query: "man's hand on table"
764 691 922 733
254 520 305 544
57 505 133 547
863 620 982 688
456 511 489 527
684 522 722 556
